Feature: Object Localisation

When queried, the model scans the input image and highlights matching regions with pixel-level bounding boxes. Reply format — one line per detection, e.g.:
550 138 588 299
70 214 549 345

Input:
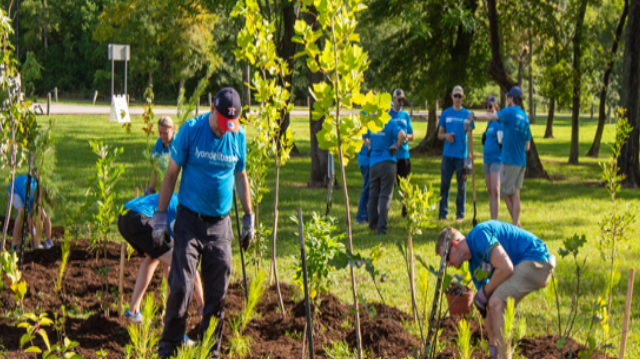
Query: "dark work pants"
439 156 467 219
158 206 233 359
368 161 397 234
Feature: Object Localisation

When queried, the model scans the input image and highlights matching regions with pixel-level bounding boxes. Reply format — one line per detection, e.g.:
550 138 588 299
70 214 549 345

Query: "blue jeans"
439 156 467 219
356 165 370 223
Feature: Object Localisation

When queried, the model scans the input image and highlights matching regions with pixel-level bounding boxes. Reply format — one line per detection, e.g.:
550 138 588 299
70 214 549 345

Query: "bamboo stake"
119 187 138 317
619 268 635 359
408 233 418 322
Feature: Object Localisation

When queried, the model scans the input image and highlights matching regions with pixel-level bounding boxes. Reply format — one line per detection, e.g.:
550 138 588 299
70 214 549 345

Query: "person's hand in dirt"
473 285 491 318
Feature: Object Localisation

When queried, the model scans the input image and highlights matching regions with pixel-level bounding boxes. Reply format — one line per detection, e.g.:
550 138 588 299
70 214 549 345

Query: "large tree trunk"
426 100 438 139
305 6 329 188
587 0 628 158
569 0 588 165
486 0 547 179
545 97 555 138
528 30 535 124
618 0 640 188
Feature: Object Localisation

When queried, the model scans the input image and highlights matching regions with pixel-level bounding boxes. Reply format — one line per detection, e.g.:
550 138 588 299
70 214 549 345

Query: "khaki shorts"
501 164 525 195
492 259 555 305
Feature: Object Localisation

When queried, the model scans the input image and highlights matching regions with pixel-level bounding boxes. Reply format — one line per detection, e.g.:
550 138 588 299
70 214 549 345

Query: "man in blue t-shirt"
437 85 475 222
153 87 254 358
471 86 531 227
145 116 176 195
435 221 554 359
356 134 371 224
389 88 414 218
119 194 204 326
367 119 407 234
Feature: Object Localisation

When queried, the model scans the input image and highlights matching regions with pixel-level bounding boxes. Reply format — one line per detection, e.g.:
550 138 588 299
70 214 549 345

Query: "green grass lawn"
1 112 638 357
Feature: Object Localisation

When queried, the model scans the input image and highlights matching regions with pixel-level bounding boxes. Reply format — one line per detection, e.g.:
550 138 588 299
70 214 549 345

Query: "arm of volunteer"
235 170 253 215
473 113 499 122
482 245 515 296
157 158 181 212
396 130 407 147
148 169 157 190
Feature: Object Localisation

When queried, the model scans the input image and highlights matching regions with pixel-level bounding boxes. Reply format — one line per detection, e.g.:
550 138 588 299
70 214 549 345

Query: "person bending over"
119 193 204 325
435 220 554 359
7 174 53 250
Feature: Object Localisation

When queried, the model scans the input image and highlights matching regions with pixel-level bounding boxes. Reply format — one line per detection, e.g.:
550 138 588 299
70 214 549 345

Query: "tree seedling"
228 270 267 358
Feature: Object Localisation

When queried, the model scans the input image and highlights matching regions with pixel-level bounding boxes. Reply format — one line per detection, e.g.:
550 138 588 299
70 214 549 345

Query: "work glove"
151 212 168 249
464 112 475 132
144 187 155 196
388 143 400 156
464 157 473 173
241 214 255 251
473 285 491 318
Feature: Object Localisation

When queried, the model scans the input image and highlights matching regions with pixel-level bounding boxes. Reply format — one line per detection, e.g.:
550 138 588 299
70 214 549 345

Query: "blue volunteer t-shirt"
7 175 37 211
466 220 550 290
497 106 531 167
171 113 246 217
439 107 474 159
388 109 413 160
368 120 402 168
483 121 503 164
124 194 179 237
152 138 171 172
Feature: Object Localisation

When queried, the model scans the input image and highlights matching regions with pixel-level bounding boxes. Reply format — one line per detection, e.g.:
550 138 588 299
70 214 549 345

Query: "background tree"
568 0 589 165
617 0 640 187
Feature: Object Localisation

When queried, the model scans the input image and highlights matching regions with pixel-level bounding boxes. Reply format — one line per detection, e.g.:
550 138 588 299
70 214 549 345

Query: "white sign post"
108 44 130 100
109 95 131 123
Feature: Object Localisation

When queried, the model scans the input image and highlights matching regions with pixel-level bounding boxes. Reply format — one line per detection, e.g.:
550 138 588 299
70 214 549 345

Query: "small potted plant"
445 263 475 316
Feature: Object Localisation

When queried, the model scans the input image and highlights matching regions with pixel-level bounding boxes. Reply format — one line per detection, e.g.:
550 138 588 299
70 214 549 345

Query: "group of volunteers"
4 83 549 359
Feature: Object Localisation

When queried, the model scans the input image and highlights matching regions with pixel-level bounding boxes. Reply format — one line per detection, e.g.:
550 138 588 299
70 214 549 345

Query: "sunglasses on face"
486 105 493 109
453 94 463 99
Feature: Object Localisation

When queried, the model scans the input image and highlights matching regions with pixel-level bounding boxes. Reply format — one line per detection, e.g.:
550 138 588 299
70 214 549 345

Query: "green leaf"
25 346 42 353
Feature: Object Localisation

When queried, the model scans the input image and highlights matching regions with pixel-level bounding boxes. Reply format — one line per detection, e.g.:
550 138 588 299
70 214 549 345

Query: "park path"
32 102 430 117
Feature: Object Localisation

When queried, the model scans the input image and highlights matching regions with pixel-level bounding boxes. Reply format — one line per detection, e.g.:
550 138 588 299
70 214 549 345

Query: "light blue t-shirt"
388 109 413 160
171 113 246 217
124 194 179 237
7 175 37 211
466 220 550 290
439 107 474 159
483 121 503 164
368 120 402 168
497 106 531 167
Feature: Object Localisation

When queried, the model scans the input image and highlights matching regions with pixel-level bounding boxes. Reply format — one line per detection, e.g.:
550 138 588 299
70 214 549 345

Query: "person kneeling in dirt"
153 87 253 358
7 174 54 250
435 220 555 359
119 193 204 326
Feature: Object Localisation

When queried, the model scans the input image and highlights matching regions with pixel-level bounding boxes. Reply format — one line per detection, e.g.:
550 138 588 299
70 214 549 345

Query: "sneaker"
124 310 143 323
44 239 54 249
356 219 368 225
183 334 197 347
35 243 44 250
456 218 464 223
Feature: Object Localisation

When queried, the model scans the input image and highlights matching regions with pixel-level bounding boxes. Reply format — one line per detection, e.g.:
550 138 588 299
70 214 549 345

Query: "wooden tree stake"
619 268 635 359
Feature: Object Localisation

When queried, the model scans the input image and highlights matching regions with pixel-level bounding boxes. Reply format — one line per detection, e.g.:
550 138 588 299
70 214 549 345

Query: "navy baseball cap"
213 87 241 133
485 95 498 105
506 86 523 99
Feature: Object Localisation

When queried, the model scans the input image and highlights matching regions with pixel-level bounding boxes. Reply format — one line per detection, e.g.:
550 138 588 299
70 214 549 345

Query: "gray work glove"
464 112 475 132
144 187 155 196
388 143 400 156
464 157 473 173
241 214 255 251
151 212 168 249
473 285 491 318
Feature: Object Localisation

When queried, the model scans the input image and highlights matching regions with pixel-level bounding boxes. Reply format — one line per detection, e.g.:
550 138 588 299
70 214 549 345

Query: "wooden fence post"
47 93 51 116
619 268 635 359
92 90 98 105
54 87 58 102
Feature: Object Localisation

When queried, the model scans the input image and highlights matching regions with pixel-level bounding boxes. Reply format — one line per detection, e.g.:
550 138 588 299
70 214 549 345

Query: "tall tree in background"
586 0 628 158
486 0 548 178
618 0 640 187
568 0 588 165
